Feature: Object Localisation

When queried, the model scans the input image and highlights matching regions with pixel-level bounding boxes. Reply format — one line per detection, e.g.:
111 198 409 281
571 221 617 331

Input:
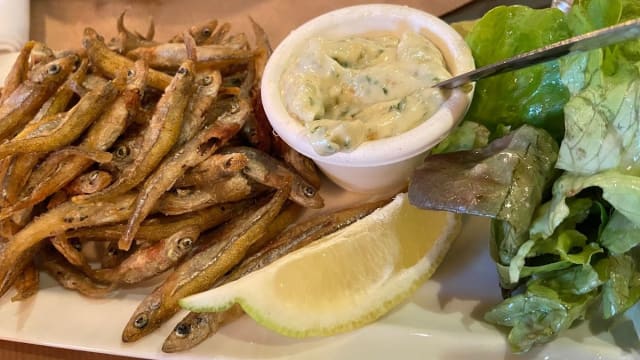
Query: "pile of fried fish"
0 13 387 353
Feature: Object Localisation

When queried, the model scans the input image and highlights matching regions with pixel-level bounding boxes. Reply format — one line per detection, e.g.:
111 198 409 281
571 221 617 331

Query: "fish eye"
127 69 135 78
174 323 191 337
302 185 316 198
201 28 212 37
114 145 130 159
133 313 148 329
177 237 193 250
177 67 189 75
48 63 61 75
202 75 212 85
71 239 82 251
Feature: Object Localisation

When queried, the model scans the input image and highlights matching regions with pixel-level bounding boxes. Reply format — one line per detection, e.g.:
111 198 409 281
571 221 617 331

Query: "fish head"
121 293 162 342
167 226 201 261
190 19 218 45
29 55 76 85
195 70 221 97
126 60 149 93
82 27 105 49
293 178 324 209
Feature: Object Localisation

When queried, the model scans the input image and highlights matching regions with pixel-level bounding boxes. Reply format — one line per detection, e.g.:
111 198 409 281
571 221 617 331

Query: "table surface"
5 0 491 359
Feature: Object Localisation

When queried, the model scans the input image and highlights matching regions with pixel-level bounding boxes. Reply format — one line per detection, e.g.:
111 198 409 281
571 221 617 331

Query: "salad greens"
409 0 640 353
464 5 571 140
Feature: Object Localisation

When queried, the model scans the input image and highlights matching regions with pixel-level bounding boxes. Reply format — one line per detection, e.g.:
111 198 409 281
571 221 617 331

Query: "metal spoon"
434 17 640 89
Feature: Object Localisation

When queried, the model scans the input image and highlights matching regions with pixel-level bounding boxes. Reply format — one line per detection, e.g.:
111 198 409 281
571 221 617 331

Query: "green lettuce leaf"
600 211 640 254
507 198 602 284
544 171 640 236
556 0 640 175
485 273 597 353
430 121 489 155
464 5 571 139
598 255 640 319
556 70 640 175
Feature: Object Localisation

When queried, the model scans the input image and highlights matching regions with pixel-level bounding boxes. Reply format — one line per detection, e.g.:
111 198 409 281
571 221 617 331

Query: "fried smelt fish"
101 240 133 269
178 70 222 144
0 55 75 141
83 27 171 90
126 44 254 71
204 22 231 45
11 261 39 302
75 45 196 205
65 170 113 195
39 250 113 298
0 40 36 104
50 234 89 270
157 174 255 216
121 186 289 342
1 59 92 205
273 138 322 189
163 199 385 352
170 19 218 45
93 225 202 286
119 99 249 250
162 305 243 353
175 152 248 188
0 77 122 160
69 200 249 245
0 193 138 297
222 146 323 208
109 11 157 53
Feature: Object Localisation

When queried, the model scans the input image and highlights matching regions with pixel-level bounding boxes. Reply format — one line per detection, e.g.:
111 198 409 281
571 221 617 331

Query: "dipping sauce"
280 31 451 155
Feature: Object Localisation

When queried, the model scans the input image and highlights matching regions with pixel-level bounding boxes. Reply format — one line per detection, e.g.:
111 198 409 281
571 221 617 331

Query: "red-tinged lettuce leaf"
408 125 558 265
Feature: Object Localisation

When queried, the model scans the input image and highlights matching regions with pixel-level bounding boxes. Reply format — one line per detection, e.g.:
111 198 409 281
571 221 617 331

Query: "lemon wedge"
179 193 461 337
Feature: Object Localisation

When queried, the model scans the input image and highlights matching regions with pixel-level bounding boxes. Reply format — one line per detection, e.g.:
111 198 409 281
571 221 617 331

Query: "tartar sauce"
280 31 451 155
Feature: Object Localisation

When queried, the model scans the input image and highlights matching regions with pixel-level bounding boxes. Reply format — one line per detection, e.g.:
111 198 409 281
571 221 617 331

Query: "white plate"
0 55 636 360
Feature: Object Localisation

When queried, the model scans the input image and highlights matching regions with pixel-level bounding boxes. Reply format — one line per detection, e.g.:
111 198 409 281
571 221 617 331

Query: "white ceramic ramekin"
261 4 475 195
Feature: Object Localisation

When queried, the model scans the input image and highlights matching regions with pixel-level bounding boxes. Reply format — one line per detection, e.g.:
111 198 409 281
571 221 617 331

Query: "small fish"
39 250 113 298
170 19 219 45
0 40 36 105
68 199 249 243
174 152 249 188
0 193 138 297
0 55 76 141
178 70 222 144
121 187 289 342
93 225 201 285
108 11 157 53
65 170 113 195
0 77 122 161
162 304 243 353
158 175 255 216
50 234 89 270
83 27 171 90
221 146 324 208
126 44 253 71
10 260 39 302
